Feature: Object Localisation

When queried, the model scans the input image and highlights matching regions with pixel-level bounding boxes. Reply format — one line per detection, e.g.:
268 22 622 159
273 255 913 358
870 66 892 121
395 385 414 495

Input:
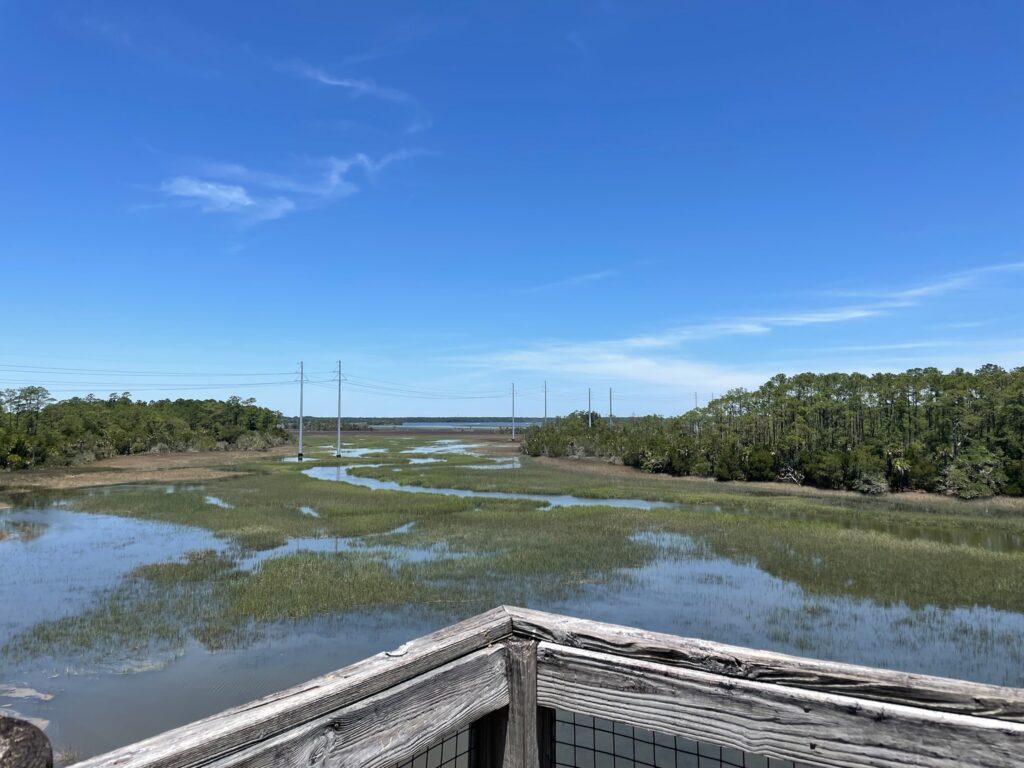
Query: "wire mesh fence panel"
551 709 813 768
396 724 477 768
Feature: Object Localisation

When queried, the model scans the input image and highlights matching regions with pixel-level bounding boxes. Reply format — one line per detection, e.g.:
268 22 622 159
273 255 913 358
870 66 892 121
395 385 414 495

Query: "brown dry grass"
0 445 294 491
5 467 248 490
0 433 520 493
543 455 1024 513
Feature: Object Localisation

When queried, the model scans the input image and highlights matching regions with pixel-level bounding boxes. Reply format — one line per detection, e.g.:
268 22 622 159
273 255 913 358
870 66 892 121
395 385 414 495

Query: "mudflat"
0 445 294 491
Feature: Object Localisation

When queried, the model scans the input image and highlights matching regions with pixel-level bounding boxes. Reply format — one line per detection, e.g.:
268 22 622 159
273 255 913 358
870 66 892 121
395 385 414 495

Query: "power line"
0 365 294 377
0 378 297 388
7 381 298 394
340 373 509 397
1 361 718 414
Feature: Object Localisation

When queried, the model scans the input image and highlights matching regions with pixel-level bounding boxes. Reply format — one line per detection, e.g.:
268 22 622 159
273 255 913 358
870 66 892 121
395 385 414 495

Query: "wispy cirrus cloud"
477 341 768 391
204 150 424 197
521 270 616 293
610 305 885 351
292 63 432 134
826 261 1024 304
160 177 295 222
456 261 1024 391
158 150 422 224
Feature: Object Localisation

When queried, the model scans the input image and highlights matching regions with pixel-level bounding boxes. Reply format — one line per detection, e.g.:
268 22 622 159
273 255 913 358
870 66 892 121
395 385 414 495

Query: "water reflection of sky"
5 441 1024 762
0 506 223 640
303 463 676 510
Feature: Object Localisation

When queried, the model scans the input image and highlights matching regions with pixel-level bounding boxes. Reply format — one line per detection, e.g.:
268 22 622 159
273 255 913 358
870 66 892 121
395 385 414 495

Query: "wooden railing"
4 606 1023 768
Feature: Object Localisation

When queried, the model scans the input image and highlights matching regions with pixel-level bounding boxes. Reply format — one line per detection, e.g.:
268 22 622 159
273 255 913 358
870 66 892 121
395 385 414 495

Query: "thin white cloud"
613 260 1024 350
160 177 294 221
768 307 883 325
812 336 1024 355
298 66 411 103
459 260 1024 392
945 320 989 329
828 261 1024 304
522 270 616 293
293 63 432 134
484 342 766 392
886 276 974 301
610 306 882 350
158 150 421 223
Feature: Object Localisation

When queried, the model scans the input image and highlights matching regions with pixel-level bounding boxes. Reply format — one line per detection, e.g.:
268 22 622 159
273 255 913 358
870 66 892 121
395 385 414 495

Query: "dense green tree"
521 365 1024 498
0 387 287 470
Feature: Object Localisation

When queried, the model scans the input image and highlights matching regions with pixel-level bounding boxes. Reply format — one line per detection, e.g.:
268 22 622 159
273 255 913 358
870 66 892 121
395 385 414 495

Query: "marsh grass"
135 550 237 583
7 434 1024 668
2 578 186 665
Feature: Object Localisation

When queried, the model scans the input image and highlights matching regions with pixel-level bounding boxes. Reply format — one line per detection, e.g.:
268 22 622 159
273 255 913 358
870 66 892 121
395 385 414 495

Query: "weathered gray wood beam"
535 641 1024 768
73 607 513 768
502 639 538 768
506 605 1024 722
203 645 508 768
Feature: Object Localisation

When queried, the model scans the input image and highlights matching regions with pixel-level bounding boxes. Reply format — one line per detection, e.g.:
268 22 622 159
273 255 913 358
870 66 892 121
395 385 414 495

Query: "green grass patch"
7 434 1024 667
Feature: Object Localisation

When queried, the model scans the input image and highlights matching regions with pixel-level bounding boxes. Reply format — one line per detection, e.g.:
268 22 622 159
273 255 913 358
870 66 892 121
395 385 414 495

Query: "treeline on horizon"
280 416 530 430
0 388 287 469
522 365 1024 499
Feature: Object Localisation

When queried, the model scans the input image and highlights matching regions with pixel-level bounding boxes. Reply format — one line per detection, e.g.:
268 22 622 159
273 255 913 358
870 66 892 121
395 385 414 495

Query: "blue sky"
2 1 1023 417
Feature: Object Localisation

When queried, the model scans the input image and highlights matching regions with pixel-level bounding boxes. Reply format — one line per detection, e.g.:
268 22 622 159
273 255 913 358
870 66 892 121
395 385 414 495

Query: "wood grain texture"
202 645 508 768
502 639 538 768
72 608 512 768
536 642 1024 768
507 605 1024 722
0 717 52 768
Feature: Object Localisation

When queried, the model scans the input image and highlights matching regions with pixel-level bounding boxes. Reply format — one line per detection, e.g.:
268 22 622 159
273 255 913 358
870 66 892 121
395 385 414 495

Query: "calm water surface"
2 441 1023 761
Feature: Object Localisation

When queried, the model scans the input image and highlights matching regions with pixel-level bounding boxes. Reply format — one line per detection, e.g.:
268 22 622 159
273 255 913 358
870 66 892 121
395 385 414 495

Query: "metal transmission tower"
335 361 342 458
297 361 304 461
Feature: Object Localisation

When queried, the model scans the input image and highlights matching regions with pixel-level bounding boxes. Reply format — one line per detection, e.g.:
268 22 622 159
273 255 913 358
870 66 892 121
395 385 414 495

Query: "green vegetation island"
0 389 286 469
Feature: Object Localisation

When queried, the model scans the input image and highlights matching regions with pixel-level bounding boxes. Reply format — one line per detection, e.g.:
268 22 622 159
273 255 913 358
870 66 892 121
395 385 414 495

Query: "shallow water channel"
302 463 676 509
2 439 1024 762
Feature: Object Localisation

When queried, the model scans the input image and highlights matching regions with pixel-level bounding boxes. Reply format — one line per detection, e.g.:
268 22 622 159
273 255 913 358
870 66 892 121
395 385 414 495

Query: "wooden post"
60 607 1024 768
502 639 539 768
0 716 52 768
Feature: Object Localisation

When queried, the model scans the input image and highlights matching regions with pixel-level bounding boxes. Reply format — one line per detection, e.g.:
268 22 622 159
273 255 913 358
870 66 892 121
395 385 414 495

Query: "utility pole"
588 387 592 428
609 387 613 424
511 383 516 439
543 380 548 424
298 361 304 460
336 360 342 458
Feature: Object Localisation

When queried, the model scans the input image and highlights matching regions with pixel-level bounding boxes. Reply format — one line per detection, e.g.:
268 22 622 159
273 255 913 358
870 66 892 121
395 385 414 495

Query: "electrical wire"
1 361 712 409
0 365 295 377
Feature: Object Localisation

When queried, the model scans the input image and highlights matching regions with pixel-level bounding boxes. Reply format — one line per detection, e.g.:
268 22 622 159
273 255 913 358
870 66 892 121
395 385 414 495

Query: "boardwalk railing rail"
4 606 1023 768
